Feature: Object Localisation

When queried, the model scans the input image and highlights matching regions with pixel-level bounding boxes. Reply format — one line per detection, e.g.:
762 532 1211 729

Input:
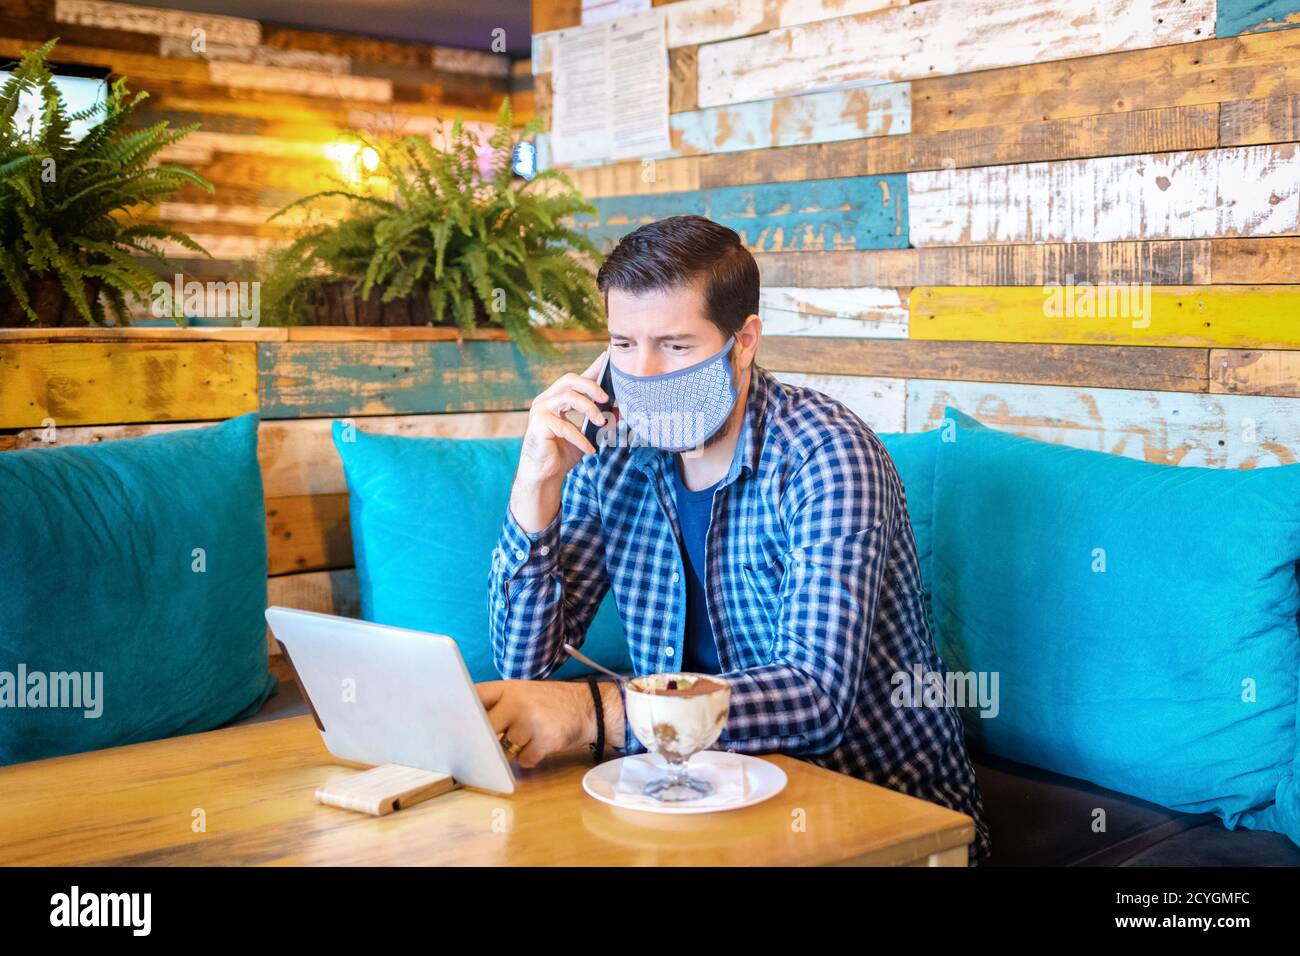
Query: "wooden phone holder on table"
315 764 460 816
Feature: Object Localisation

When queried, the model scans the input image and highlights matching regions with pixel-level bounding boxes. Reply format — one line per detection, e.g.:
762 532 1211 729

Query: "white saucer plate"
582 751 788 814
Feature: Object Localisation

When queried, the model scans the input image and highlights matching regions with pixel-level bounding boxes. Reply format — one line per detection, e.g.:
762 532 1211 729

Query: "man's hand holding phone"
508 349 613 534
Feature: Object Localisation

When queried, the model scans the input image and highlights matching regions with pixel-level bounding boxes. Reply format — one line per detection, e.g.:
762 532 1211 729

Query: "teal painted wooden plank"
257 340 605 418
537 81 910 169
1217 0 1300 35
576 175 909 253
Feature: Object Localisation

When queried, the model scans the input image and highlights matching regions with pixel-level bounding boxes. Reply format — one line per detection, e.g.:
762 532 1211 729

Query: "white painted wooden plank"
906 379 1300 468
697 0 1214 108
208 62 392 103
908 145 1300 245
775 372 906 432
759 287 908 337
54 0 261 45
531 0 906 72
158 36 351 74
432 47 510 77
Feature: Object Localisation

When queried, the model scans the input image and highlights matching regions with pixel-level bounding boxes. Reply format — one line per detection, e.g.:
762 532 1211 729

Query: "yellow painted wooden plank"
0 342 258 428
910 286 1300 349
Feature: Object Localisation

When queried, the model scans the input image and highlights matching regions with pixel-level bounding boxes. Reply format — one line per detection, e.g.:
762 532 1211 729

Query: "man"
480 214 991 865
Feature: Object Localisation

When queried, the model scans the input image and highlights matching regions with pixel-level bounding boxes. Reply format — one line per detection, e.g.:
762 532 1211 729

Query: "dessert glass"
624 672 732 801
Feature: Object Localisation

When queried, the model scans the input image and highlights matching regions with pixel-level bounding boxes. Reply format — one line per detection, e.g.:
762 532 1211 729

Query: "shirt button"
671 571 680 583
664 646 675 658
539 545 550 556
514 549 526 560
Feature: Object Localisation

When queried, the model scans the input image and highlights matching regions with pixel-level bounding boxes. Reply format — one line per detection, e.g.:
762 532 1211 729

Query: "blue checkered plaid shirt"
488 362 991 865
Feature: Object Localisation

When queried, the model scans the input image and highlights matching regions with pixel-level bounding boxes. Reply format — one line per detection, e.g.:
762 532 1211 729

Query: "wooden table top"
0 716 975 866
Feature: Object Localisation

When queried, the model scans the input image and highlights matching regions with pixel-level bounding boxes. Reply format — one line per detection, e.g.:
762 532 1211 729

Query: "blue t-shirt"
670 457 722 674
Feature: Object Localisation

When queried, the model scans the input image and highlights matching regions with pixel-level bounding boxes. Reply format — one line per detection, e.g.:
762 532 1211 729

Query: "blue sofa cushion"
931 405 1300 844
332 425 632 682
0 412 276 765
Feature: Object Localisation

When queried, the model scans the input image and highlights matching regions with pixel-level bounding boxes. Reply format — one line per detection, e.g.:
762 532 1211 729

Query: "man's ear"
736 312 761 367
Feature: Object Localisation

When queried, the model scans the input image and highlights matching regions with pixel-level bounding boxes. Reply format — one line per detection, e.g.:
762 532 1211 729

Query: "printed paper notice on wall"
551 20 611 165
550 9 670 166
581 0 650 25
607 11 671 161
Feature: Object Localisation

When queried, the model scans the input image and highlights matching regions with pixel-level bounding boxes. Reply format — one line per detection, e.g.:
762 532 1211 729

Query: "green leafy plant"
259 96 605 355
0 39 212 326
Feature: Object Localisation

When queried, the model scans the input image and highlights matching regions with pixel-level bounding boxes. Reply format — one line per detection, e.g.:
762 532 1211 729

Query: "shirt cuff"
497 505 561 580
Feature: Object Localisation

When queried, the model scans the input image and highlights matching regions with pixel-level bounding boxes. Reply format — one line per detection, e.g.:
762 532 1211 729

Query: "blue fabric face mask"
608 334 739 452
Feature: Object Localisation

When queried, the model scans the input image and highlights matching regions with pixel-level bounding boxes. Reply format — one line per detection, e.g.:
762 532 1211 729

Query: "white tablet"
264 607 515 794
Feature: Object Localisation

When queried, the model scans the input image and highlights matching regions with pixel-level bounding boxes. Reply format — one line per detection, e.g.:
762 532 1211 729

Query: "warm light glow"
324 140 380 183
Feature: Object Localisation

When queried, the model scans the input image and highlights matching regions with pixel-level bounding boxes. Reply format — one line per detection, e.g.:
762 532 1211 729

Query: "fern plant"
260 96 605 356
0 39 212 326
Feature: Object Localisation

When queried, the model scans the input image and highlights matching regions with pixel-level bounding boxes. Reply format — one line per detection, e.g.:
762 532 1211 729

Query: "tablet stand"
315 764 460 815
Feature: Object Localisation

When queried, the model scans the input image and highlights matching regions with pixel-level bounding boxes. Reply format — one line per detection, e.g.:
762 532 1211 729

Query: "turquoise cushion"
931 405 1300 843
332 425 632 682
0 412 276 765
877 430 939 593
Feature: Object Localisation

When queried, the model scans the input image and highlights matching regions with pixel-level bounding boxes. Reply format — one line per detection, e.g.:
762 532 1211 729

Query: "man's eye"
668 344 688 352
611 341 630 350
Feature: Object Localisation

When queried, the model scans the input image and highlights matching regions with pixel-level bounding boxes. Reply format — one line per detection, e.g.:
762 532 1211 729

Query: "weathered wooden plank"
1221 93 1300 144
0 327 287 341
431 47 510 78
1210 237 1300 282
530 0 904 70
759 287 908 337
266 492 352 575
7 411 530 497
912 28 1300 134
559 102 1220 192
697 103 1221 188
53 0 261 46
773 372 906 432
906 379 1300 468
668 45 698 113
910 286 1300 349
537 81 910 167
283 328 604 342
759 339 1209 393
578 174 908 252
908 145 1300 246
157 36 350 73
697 0 1213 109
1217 0 1300 36
207 62 392 102
532 0 583 36
753 241 1211 287
1211 350 1300 396
0 342 257 428
257 340 606 419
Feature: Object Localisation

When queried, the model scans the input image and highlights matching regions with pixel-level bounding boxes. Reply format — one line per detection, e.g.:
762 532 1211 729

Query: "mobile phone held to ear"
582 346 617 449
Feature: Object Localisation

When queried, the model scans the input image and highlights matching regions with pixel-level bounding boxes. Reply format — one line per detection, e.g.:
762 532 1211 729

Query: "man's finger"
475 680 504 710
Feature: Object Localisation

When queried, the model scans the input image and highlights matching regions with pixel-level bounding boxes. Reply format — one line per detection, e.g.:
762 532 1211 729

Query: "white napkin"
612 751 749 808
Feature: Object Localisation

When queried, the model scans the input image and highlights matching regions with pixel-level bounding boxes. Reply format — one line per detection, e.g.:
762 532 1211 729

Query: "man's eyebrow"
609 332 697 342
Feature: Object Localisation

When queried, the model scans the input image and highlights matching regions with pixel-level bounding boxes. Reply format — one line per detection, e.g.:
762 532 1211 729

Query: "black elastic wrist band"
586 675 605 763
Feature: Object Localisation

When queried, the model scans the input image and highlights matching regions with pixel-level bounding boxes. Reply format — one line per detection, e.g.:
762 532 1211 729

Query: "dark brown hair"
595 215 759 337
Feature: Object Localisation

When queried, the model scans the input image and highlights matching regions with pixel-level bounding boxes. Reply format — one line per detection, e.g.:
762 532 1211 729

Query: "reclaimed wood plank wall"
529 0 1300 463
0 0 524 279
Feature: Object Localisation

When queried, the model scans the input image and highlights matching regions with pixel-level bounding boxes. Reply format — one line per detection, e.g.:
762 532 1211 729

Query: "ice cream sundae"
624 672 731 801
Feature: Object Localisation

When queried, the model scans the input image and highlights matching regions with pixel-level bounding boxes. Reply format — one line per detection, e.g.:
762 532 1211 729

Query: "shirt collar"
629 362 774 486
